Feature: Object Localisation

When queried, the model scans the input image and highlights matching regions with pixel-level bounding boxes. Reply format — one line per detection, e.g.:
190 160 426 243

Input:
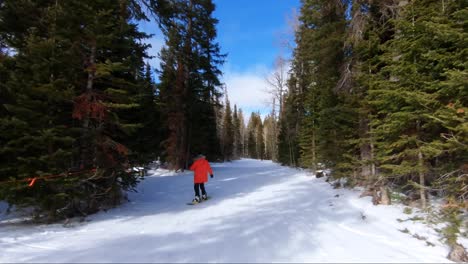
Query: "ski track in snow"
0 159 455 263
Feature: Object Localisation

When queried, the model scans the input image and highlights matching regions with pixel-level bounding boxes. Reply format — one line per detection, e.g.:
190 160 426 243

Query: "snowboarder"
189 154 214 204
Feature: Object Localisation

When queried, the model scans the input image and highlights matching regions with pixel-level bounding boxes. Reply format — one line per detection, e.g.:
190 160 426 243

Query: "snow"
0 159 457 263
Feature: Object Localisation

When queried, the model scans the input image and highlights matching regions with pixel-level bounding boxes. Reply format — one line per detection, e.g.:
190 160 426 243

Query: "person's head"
194 154 205 161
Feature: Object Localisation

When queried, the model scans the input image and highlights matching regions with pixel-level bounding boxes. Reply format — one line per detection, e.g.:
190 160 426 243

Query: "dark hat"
195 154 205 160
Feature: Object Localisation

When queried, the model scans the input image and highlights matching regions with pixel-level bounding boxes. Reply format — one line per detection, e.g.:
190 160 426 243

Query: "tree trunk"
380 186 391 205
370 140 376 178
418 148 427 208
311 127 317 173
288 131 293 166
360 116 371 178
180 0 194 170
81 41 96 169
185 120 192 170
272 98 277 161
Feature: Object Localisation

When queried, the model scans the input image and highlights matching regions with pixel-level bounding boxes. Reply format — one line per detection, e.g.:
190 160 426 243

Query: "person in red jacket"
189 154 214 204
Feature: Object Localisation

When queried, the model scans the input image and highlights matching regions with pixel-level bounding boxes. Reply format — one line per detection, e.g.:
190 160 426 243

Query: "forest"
0 0 466 248
235 0 467 223
0 0 228 219
273 0 467 256
276 0 467 212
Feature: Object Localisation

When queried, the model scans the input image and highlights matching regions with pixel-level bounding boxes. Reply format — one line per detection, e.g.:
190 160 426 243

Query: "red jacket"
189 158 213 183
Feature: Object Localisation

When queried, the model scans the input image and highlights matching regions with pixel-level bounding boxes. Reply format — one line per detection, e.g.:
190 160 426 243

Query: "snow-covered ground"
0 159 458 262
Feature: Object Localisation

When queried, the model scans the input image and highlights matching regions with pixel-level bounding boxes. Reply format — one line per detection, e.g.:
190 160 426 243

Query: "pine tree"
126 63 162 165
245 112 265 160
277 75 301 166
264 114 277 161
237 108 246 157
0 0 82 217
70 0 152 211
0 0 154 219
247 113 258 159
222 96 234 161
156 0 225 169
283 0 466 235
338 0 398 186
423 1 467 206
368 0 468 208
291 0 347 173
256 117 265 160
232 105 242 159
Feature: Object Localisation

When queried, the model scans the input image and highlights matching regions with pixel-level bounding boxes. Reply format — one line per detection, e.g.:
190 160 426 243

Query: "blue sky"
214 0 299 118
214 0 299 71
139 0 300 118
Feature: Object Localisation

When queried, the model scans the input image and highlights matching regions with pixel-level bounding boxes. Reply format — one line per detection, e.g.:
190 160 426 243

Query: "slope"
0 159 454 262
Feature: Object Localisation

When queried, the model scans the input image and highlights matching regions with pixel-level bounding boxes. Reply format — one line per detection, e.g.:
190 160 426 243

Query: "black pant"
194 183 206 197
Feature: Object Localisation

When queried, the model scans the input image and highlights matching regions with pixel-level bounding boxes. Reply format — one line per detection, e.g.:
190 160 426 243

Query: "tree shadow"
1 159 377 263
95 159 304 221
17 178 361 263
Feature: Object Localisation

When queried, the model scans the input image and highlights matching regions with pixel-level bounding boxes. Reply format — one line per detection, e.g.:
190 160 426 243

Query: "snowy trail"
0 159 452 263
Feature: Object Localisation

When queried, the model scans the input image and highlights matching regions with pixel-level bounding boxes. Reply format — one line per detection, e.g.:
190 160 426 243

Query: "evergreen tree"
280 1 467 254
245 112 265 160
337 0 398 185
256 117 265 160
222 96 234 161
277 75 301 166
247 113 258 158
368 0 468 208
0 0 154 219
264 114 277 160
237 108 246 157
232 105 242 159
0 0 84 217
127 63 162 165
156 0 225 169
290 0 347 173
70 0 152 212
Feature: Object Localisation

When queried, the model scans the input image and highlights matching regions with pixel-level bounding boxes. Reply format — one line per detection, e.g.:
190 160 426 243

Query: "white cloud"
222 65 274 120
221 60 292 122
145 37 165 70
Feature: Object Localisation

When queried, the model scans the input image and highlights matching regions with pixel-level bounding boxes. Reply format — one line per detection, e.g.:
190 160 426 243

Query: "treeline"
274 0 466 257
278 0 466 207
0 0 224 220
218 97 279 162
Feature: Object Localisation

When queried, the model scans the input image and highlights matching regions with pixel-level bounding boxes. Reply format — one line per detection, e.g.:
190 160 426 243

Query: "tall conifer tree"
0 0 154 219
222 96 234 161
156 0 225 169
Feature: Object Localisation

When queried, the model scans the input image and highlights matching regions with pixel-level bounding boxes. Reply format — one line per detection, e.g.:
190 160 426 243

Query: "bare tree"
264 56 289 162
265 56 288 117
